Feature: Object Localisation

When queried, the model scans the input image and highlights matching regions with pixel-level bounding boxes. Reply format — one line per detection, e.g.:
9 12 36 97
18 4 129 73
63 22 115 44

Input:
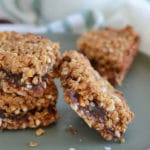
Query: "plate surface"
0 33 150 150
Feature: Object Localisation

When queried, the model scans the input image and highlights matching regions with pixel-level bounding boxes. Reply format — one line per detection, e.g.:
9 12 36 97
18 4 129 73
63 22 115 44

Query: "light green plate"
0 33 150 150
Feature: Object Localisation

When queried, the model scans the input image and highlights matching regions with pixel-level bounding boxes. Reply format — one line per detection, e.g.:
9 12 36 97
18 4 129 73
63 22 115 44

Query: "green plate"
0 33 150 150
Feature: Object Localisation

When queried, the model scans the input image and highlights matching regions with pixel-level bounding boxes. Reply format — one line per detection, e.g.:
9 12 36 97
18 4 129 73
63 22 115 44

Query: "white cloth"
106 0 150 56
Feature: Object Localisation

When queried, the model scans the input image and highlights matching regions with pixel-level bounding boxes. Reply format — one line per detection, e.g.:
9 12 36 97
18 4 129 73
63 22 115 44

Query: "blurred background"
0 0 149 55
0 0 130 24
0 0 148 25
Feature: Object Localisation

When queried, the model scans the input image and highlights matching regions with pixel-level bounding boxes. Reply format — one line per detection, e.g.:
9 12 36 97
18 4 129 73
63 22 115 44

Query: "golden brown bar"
0 80 58 114
59 50 134 141
0 107 59 130
77 26 139 85
0 32 60 130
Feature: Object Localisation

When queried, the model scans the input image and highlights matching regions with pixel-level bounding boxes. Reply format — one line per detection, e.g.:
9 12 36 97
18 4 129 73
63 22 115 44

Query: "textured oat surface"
59 51 134 141
0 80 58 114
0 69 57 98
0 107 59 130
77 26 139 85
0 32 59 130
0 32 60 84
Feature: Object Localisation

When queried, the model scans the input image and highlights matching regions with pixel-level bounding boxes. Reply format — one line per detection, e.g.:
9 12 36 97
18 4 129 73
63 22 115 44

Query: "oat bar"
77 26 139 85
0 69 54 97
59 51 134 141
0 107 58 130
0 80 57 114
0 32 60 81
0 32 59 130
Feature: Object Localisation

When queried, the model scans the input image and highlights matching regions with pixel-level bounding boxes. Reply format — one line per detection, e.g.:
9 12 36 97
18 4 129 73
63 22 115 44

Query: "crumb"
35 128 45 136
120 138 125 144
65 127 78 135
29 141 38 147
104 146 111 150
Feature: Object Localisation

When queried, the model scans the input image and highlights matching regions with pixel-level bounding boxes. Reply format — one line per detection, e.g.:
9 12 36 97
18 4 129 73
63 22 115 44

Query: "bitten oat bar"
77 26 139 85
59 51 134 141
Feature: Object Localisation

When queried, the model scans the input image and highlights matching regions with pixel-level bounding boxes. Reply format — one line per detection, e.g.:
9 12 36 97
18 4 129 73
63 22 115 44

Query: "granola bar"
59 50 134 141
0 69 55 97
0 80 57 114
0 106 58 130
77 26 139 85
0 32 60 83
0 32 60 130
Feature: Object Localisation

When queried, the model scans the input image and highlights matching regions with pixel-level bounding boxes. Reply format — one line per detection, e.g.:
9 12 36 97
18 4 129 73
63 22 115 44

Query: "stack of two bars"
0 32 60 130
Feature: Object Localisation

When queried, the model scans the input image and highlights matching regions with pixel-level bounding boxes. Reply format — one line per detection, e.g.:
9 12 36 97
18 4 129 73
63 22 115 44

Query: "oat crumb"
65 127 78 135
120 138 125 144
29 141 38 147
35 128 45 136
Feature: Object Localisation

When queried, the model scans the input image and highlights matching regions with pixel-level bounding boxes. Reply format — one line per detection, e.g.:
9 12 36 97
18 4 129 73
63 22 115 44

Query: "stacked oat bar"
0 32 59 130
